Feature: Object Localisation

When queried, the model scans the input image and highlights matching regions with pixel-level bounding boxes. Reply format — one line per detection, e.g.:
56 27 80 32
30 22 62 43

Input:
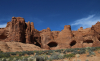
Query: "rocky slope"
0 41 47 52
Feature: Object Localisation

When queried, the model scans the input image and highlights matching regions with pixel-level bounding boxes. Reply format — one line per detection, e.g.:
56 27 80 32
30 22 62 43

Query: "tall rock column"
30 22 34 43
55 25 74 48
8 17 26 42
26 21 31 43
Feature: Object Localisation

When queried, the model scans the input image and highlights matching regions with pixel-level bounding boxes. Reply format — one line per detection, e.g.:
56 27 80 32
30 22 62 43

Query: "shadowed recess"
0 35 7 40
48 42 58 47
98 37 100 41
34 37 41 47
83 40 93 43
70 40 76 46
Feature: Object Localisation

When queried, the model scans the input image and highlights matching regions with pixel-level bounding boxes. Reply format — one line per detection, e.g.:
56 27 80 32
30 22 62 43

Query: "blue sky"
0 0 100 31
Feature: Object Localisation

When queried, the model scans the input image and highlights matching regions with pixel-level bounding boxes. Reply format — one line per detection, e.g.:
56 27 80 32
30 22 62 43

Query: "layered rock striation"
0 17 100 50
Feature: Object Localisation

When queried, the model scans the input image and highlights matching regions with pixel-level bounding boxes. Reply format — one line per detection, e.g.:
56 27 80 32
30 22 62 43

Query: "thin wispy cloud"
71 14 100 29
0 23 7 28
0 18 11 28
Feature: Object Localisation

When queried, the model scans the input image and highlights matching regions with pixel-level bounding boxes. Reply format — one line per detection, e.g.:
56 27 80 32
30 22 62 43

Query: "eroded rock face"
0 17 100 51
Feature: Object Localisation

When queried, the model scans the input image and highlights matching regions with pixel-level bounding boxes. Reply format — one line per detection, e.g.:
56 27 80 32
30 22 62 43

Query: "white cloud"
0 23 7 28
71 14 100 29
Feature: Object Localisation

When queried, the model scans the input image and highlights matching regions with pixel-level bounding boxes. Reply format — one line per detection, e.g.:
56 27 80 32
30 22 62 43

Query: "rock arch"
70 40 76 46
47 42 58 47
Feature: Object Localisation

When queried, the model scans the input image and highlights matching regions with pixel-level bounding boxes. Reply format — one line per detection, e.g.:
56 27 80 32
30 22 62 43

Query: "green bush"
36 56 45 61
49 53 59 60
0 51 3 53
0 53 10 58
64 53 75 58
58 54 65 59
10 52 17 55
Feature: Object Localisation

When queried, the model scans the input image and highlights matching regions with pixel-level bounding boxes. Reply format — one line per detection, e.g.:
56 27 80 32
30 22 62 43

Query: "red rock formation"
0 17 100 51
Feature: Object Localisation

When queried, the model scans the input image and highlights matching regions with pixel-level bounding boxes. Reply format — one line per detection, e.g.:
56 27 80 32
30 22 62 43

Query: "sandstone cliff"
0 17 100 52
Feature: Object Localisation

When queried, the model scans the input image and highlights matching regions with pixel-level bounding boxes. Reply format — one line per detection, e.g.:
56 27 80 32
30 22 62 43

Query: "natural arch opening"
83 40 93 43
48 42 58 47
70 40 76 46
0 35 7 40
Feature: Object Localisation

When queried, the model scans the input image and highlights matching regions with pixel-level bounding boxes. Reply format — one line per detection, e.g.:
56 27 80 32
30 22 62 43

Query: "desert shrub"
66 48 74 52
22 57 28 61
63 49 68 54
89 51 95 56
10 52 17 55
85 59 89 61
0 53 10 58
21 52 26 56
77 50 85 54
48 59 52 61
44 50 54 55
33 51 42 55
49 55 59 60
72 48 86 54
90 47 96 51
45 52 51 55
13 57 19 61
18 59 22 61
58 54 65 59
36 56 45 61
21 51 29 55
1 58 6 61
77 59 81 61
85 47 96 56
19 53 23 56
4 52 11 55
74 48 80 50
41 54 48 60
79 48 86 51
35 52 40 55
95 47 100 51
27 57 33 61
55 49 62 53
42 50 48 53
48 50 54 53
13 56 23 60
49 52 60 60
22 51 34 55
14 51 20 55
38 51 43 55
6 58 10 61
72 50 78 54
64 53 75 58
29 51 34 54
0 51 3 53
